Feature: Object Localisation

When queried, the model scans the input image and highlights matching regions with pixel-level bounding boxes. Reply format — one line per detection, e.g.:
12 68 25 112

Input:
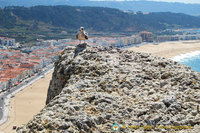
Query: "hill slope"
2 5 200 32
17 44 200 132
1 0 200 15
1 5 200 43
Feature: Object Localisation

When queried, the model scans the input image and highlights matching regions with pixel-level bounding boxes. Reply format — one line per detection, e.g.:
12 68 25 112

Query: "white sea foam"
172 51 200 62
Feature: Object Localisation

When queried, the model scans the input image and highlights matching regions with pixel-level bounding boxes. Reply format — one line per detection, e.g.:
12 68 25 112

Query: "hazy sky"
150 0 200 4
90 0 200 4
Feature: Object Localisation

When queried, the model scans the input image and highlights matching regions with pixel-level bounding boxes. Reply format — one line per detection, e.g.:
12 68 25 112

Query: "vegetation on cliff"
1 6 200 43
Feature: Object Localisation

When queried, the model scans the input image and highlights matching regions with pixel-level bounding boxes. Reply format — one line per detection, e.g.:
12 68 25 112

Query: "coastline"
172 50 200 62
126 40 200 59
0 65 54 133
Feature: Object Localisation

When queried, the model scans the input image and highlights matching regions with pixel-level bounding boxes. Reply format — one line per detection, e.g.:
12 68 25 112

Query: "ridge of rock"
17 44 200 132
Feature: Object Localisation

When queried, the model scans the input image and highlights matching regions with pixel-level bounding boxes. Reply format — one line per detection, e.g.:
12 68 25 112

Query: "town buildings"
139 31 154 42
0 37 16 47
0 40 65 91
88 35 142 48
156 34 200 42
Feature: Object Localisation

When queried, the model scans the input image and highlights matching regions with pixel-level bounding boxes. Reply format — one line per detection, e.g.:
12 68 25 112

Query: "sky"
90 0 200 4
150 0 200 4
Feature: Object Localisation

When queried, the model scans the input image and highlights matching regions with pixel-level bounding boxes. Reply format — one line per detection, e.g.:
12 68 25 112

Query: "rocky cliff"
17 44 200 132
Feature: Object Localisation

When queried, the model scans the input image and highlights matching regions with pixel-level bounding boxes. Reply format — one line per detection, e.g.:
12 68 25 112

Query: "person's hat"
80 27 84 30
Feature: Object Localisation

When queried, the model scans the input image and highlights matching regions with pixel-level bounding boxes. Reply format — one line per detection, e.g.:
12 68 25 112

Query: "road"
0 64 54 124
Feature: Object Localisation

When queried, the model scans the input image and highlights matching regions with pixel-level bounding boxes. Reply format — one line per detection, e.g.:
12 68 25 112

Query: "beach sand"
0 71 53 133
127 40 200 58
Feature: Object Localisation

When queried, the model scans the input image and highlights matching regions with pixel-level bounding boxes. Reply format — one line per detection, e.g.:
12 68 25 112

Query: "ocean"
182 29 200 34
172 51 200 72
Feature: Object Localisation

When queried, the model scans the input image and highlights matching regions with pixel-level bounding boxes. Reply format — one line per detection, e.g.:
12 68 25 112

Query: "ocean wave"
172 51 200 62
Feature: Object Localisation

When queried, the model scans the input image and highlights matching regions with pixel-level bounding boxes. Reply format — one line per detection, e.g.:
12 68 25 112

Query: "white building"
0 81 8 91
0 37 16 46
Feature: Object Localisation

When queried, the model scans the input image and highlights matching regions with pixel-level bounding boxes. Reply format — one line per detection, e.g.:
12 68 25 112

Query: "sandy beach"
127 40 200 58
0 71 53 133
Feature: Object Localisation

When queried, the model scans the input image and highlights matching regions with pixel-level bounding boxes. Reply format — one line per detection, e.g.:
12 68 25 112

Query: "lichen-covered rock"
17 44 200 132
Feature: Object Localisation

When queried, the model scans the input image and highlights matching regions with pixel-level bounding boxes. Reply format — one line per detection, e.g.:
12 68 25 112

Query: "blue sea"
182 29 200 34
172 51 200 72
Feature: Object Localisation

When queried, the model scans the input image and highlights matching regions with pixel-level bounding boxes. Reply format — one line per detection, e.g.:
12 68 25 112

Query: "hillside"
1 5 200 43
17 44 200 132
0 8 70 43
5 6 200 31
1 0 200 15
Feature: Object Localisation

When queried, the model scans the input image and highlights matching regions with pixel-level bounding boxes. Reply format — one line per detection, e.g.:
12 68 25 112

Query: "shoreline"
126 40 200 59
172 50 200 62
0 65 54 133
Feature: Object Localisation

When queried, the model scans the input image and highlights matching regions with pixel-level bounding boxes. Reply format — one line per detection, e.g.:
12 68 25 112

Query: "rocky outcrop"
17 44 200 132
